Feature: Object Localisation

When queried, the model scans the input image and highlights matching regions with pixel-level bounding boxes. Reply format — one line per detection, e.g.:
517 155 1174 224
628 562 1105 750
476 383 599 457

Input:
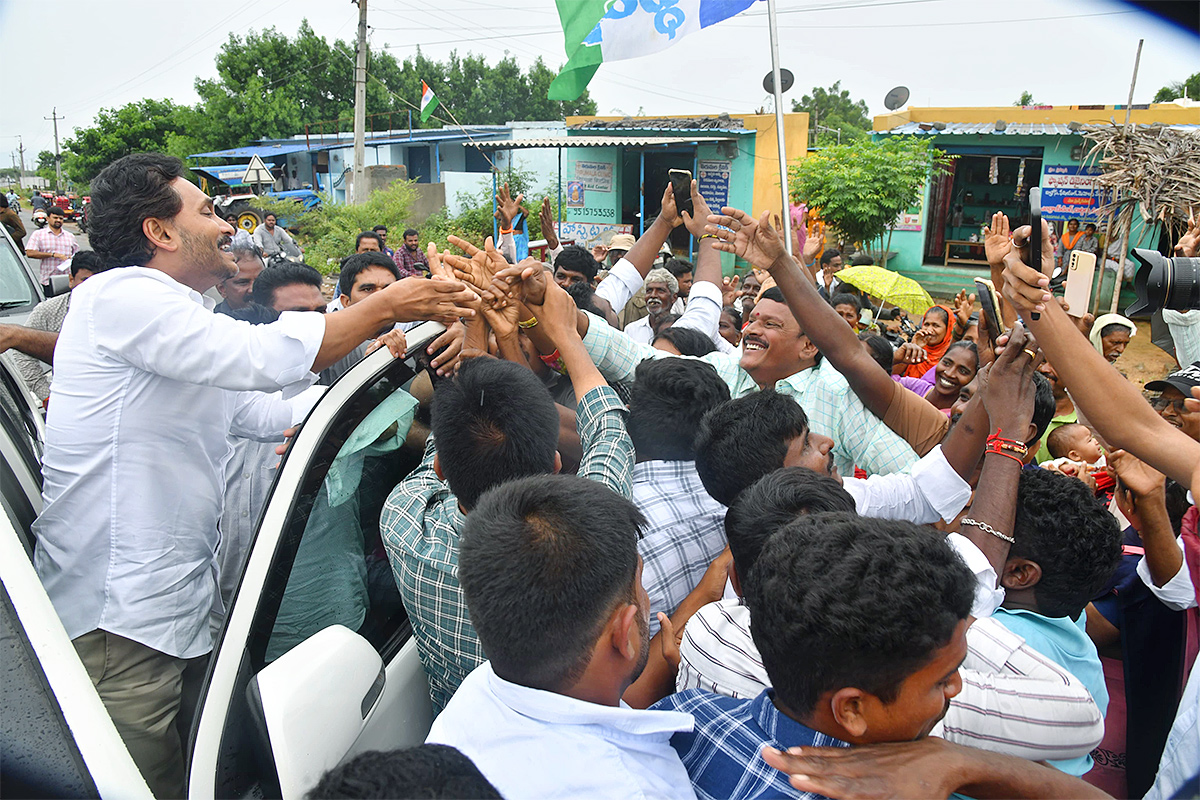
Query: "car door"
188 323 444 799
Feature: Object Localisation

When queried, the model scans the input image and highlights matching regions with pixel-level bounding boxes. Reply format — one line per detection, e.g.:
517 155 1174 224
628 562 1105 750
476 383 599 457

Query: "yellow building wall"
565 112 810 218
873 103 1200 131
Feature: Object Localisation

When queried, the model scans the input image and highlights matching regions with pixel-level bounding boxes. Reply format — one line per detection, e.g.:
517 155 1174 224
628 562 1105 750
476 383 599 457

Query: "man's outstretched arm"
0 323 58 363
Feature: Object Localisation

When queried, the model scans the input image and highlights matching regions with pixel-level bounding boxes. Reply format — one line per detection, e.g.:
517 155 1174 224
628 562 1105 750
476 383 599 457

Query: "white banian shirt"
33 267 325 659
428 661 696 800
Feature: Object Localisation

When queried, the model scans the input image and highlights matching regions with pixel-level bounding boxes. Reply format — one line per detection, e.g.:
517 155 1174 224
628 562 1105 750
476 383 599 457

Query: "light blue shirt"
428 661 697 800
992 607 1107 776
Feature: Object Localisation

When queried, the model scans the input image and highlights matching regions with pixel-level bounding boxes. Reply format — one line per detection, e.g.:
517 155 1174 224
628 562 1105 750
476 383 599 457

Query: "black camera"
1126 249 1200 315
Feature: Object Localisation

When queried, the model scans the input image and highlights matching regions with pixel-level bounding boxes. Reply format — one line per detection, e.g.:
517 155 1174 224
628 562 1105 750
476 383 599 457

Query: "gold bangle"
518 316 539 329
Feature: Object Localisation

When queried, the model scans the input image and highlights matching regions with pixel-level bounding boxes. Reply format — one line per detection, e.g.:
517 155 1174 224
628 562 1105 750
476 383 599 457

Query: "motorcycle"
32 207 47 228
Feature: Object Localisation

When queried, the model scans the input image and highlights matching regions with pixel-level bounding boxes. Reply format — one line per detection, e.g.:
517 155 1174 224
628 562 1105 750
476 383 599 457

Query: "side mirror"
45 273 70 298
246 625 385 799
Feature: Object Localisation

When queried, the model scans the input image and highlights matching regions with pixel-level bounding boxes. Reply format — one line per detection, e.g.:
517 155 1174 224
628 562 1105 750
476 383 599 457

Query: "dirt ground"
1115 326 1178 390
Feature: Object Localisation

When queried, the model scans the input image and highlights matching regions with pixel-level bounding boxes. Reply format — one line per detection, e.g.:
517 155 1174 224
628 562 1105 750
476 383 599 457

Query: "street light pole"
766 0 792 254
352 0 369 205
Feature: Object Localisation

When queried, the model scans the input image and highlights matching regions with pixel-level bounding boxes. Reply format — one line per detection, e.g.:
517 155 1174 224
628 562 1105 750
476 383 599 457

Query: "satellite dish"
762 68 794 95
884 86 910 111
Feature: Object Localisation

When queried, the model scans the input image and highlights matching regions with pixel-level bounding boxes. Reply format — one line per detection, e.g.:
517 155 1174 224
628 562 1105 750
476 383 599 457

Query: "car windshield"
0 235 37 316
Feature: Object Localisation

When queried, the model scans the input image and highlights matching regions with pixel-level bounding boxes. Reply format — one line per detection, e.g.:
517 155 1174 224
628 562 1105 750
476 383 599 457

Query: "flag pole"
766 0 792 255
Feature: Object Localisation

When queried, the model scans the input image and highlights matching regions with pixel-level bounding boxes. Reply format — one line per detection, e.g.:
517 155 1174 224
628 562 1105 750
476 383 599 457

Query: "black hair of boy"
858 332 893 374
627 357 730 462
652 326 716 357
307 745 501 799
554 245 599 282
339 251 401 295
724 467 855 580
694 391 808 507
430 358 560 510
458 474 644 691
830 292 860 310
1012 469 1123 618
745 513 974 714
1029 371 1055 447
251 261 324 307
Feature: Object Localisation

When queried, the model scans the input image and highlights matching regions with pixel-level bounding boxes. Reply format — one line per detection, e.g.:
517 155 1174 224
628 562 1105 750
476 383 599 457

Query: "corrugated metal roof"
189 142 314 159
477 135 738 149
881 122 1077 136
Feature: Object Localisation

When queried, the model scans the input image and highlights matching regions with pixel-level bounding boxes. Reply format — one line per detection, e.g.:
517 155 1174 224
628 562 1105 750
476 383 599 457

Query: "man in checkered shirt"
381 280 633 713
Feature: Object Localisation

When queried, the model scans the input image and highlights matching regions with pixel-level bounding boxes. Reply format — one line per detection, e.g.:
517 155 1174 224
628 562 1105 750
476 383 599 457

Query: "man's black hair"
69 250 109 278
830 292 860 310
307 745 501 799
721 305 742 329
628 357 730 461
745 513 974 715
1030 371 1055 447
47 205 66 217
553 244 599 282
0 194 7 209
251 261 323 307
89 153 184 268
216 302 280 325
725 467 854 582
695 391 808 506
372 224 388 234
858 332 893 373
355 230 384 251
849 252 875 266
819 249 841 266
459 474 643 690
757 287 821 364
431 358 560 510
1012 468 1122 618
653 326 716 357
566 280 604 316
339 251 400 298
1165 479 1191 536
403 228 418 238
651 312 679 337
264 212 278 221
1099 322 1132 339
665 257 694 279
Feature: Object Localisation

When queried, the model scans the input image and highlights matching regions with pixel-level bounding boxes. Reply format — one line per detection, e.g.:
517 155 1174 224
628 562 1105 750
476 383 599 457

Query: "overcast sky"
1 0 1196 164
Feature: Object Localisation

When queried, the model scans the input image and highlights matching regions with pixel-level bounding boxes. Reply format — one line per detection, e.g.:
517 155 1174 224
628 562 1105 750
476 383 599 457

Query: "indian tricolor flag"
549 0 761 101
420 81 439 122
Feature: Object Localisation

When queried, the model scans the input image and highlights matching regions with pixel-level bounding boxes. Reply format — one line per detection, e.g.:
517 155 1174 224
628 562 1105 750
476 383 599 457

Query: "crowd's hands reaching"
522 275 582 345
1108 449 1167 528
983 212 1012 267
680 179 713 239
763 739 963 800
539 197 559 250
1000 220 1056 316
952 289 975 331
705 207 788 270
981 322 1039 435
803 220 825 266
1176 207 1200 258
591 243 608 263
892 342 927 368
493 182 526 228
387 244 477 324
443 235 507 296
721 274 742 306
657 183 684 230
366 328 408 358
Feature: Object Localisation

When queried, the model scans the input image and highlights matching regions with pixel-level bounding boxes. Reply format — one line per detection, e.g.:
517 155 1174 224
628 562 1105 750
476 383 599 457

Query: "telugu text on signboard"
555 221 633 245
574 161 614 193
1040 165 1109 222
697 160 731 212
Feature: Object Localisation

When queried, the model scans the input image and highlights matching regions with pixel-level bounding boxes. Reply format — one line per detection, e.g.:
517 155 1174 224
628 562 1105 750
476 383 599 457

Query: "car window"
0 233 37 318
211 353 427 799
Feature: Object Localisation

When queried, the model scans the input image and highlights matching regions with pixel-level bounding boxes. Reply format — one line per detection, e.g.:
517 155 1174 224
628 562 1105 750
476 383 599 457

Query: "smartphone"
669 169 693 217
1028 187 1042 320
974 277 1002 349
1062 250 1097 318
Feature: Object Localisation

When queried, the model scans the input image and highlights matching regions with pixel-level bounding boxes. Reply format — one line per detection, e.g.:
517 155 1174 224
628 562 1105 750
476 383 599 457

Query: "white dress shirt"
624 314 655 345
1136 536 1198 610
599 258 728 351
841 444 969 524
428 661 697 800
678 603 1102 762
33 267 325 659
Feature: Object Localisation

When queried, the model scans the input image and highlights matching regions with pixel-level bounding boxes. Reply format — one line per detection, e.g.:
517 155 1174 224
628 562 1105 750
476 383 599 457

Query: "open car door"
188 323 443 799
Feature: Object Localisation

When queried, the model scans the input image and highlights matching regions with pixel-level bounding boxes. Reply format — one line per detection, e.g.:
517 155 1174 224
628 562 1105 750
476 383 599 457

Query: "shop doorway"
925 149 1042 265
620 149 697 255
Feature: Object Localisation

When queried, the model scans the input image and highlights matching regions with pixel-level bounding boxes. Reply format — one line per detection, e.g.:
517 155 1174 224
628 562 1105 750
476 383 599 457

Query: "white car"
0 325 446 798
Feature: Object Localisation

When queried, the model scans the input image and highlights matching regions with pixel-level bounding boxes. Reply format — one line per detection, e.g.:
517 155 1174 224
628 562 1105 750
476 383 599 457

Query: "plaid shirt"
392 244 430 278
634 460 727 638
580 312 918 478
380 385 634 713
26 227 80 282
653 688 848 800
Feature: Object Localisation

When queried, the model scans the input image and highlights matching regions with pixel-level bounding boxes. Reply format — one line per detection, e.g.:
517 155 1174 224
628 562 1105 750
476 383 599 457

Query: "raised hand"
893 342 926 366
706 207 788 270
1107 449 1166 498
952 289 975 329
658 183 683 229
365 328 408 358
539 197 559 249
493 182 524 227
680 179 713 239
1175 207 1199 258
981 322 1038 437
983 211 1012 267
721 274 742 306
803 220 824 265
445 235 507 294
427 321 467 377
1000 220 1056 315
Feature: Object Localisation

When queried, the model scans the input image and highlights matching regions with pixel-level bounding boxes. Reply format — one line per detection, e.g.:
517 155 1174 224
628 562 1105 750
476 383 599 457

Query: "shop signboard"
894 192 925 232
1041 165 1108 222
574 161 614 192
697 159 731 211
555 221 633 245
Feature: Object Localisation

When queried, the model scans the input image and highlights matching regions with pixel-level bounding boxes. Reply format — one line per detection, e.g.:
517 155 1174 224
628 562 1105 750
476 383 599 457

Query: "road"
14 206 90 252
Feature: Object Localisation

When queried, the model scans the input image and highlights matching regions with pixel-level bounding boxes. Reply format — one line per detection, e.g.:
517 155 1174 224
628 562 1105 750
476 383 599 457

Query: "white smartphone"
1062 250 1097 318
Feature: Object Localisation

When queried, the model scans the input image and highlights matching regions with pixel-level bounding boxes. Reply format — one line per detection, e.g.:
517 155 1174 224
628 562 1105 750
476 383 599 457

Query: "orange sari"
903 305 955 379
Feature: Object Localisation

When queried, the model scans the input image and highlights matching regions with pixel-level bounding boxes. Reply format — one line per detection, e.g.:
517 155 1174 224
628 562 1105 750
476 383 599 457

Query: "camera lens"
1126 249 1200 316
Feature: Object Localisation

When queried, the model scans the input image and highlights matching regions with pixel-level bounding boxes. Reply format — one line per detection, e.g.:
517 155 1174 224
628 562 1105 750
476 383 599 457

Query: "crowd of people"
2 151 1200 800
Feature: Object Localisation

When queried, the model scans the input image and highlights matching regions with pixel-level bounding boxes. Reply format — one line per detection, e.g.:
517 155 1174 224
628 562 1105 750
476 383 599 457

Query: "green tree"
61 99 201 183
789 136 953 266
1014 90 1036 106
791 81 871 148
1154 72 1200 102
35 150 56 182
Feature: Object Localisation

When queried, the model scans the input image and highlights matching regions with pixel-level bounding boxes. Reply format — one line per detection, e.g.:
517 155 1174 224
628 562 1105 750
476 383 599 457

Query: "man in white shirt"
251 212 301 259
32 153 477 798
623 267 678 345
427 474 696 800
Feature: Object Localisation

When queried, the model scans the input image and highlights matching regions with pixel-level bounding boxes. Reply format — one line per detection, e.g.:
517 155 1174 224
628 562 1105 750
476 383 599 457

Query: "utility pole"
17 136 26 178
45 108 64 193
766 0 792 254
352 0 368 205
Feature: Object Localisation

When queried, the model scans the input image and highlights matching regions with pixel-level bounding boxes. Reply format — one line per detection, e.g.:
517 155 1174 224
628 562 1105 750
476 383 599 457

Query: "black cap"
1144 361 1200 394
